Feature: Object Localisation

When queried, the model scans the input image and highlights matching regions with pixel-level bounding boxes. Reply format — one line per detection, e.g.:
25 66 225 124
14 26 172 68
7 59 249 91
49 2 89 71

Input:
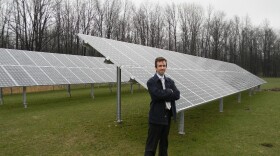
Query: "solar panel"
55 54 77 67
40 53 65 67
81 68 105 83
8 49 36 66
69 68 94 83
55 67 83 84
4 66 37 86
76 56 96 68
23 66 54 85
78 34 266 112
40 67 70 84
0 47 130 88
24 51 51 66
67 55 88 67
0 49 19 65
94 68 114 82
0 66 17 87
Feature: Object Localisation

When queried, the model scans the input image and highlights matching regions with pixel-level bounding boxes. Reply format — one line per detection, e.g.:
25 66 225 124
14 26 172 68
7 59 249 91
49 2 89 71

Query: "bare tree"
209 11 226 60
185 3 204 56
164 2 178 51
103 0 121 39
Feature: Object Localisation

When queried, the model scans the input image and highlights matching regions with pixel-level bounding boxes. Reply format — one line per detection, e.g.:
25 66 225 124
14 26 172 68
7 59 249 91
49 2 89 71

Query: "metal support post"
130 83 133 94
10 87 13 95
67 84 71 97
138 83 141 90
0 88 3 105
23 87 27 108
238 92 241 103
116 66 122 123
257 85 261 91
178 111 185 135
91 84 95 99
219 98 223 112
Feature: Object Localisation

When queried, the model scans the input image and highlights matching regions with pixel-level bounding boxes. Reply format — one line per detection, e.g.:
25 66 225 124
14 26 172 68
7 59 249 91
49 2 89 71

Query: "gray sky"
131 0 280 29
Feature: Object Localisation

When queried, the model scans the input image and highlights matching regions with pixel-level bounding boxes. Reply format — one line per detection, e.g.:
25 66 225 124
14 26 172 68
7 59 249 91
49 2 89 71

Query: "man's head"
155 57 167 76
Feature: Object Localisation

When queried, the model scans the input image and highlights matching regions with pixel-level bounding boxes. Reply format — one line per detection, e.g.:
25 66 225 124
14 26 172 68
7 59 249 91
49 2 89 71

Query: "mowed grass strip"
0 78 279 155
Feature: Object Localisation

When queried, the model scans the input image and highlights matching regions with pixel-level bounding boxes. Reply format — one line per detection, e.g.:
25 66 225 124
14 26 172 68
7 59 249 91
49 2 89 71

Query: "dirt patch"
263 88 280 92
2 85 64 95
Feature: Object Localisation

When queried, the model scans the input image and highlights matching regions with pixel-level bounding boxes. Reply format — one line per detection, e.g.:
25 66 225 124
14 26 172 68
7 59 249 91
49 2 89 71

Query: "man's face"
156 61 167 76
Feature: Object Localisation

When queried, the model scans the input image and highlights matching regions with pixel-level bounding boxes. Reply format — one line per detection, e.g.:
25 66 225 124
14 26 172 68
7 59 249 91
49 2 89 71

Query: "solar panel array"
78 34 266 112
0 48 130 88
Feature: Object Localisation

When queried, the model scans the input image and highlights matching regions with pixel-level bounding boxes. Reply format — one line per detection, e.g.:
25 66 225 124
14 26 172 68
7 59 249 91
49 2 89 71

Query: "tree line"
0 0 279 77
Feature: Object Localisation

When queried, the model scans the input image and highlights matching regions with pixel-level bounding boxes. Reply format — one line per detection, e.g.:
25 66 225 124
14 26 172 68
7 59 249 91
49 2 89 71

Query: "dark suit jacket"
147 74 180 125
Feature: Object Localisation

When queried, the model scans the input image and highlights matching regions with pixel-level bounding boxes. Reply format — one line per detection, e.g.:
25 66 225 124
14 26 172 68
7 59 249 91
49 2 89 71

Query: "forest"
0 0 279 77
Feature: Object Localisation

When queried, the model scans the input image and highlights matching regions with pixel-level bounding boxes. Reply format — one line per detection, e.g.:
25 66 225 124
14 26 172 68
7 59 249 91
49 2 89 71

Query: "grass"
0 78 280 155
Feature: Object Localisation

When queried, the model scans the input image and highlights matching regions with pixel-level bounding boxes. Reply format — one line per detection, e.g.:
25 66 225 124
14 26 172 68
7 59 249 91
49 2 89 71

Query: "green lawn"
0 78 279 155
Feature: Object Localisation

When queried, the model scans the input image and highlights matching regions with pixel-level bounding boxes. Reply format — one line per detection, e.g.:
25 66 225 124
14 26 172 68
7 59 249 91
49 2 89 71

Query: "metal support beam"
219 98 223 112
67 84 71 97
238 92 241 103
116 66 122 123
138 83 141 90
91 84 95 99
23 87 27 108
178 111 185 135
0 88 3 105
130 83 133 94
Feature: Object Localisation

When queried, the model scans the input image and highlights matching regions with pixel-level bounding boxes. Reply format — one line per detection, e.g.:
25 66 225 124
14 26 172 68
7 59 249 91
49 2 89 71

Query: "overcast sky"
131 0 280 29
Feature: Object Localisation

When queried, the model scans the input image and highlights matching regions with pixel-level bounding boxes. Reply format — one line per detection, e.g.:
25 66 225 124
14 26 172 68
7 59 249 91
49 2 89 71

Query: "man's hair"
155 57 167 68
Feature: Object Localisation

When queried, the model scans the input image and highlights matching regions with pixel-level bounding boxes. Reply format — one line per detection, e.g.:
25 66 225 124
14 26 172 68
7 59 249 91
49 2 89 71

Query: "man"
144 57 180 156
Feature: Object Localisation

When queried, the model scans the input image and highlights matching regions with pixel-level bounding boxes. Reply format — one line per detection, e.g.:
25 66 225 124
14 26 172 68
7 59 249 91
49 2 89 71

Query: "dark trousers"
144 118 171 156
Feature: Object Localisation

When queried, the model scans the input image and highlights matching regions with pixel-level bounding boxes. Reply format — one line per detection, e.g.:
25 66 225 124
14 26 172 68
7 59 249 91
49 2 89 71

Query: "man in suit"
144 57 180 156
